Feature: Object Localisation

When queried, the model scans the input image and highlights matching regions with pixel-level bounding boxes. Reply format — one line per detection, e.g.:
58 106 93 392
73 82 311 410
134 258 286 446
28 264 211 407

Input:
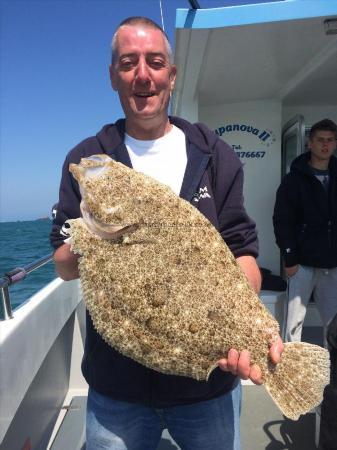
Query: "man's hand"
285 265 299 278
54 243 80 281
218 335 284 385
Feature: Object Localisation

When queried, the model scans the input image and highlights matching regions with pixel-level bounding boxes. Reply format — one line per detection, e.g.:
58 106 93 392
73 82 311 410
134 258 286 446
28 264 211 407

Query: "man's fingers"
218 359 228 371
218 349 240 375
269 336 284 364
218 347 274 384
236 350 250 379
219 349 250 379
249 364 263 385
226 349 239 374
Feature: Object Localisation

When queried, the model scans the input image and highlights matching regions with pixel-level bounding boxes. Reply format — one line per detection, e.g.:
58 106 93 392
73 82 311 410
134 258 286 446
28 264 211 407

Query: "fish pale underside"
67 154 330 421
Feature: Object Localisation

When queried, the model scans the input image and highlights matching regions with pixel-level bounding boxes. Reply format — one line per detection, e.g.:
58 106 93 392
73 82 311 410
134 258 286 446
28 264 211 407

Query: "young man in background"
274 118 337 342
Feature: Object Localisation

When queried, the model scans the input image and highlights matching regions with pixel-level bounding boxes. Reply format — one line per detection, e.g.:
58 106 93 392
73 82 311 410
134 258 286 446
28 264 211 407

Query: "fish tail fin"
264 342 330 420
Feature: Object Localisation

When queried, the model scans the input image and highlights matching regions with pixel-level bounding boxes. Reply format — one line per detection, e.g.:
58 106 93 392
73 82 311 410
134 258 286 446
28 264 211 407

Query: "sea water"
0 219 57 315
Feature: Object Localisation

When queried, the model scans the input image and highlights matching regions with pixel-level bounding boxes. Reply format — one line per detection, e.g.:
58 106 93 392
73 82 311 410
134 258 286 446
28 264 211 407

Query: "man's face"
110 25 176 130
308 130 337 162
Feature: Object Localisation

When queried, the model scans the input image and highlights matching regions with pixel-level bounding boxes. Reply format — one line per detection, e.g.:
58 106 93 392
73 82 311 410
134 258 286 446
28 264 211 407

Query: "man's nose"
135 59 151 83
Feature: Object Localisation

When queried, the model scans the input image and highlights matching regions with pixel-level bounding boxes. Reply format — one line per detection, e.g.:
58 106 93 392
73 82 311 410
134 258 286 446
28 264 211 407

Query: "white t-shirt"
124 125 187 195
310 167 330 193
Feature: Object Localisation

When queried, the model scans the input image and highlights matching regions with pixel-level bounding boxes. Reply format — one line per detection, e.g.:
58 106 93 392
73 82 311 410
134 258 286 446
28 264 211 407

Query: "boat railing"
0 253 54 321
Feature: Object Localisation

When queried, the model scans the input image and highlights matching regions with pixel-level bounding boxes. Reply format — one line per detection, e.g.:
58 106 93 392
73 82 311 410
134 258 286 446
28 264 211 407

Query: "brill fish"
66 154 330 420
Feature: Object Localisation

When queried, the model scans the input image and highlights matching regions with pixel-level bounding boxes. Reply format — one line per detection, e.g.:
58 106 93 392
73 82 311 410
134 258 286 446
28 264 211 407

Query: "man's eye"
149 60 166 69
120 61 134 70
317 138 336 144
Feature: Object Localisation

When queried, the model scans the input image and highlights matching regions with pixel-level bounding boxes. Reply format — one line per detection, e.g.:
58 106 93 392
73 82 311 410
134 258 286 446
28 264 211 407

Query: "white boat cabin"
173 0 337 276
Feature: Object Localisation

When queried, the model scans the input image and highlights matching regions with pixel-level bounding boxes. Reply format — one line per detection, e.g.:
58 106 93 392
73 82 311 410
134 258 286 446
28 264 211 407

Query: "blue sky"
0 0 261 222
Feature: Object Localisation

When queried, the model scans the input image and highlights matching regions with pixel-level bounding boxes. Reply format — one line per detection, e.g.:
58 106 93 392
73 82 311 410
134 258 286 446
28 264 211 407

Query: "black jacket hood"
95 117 217 156
290 151 337 177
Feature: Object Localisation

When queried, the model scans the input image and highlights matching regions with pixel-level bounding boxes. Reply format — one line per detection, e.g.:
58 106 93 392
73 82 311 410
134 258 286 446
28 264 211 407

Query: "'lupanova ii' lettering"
215 124 271 142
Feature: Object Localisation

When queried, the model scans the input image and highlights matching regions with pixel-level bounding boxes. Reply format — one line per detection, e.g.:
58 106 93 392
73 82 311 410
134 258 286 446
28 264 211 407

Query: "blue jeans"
86 382 242 450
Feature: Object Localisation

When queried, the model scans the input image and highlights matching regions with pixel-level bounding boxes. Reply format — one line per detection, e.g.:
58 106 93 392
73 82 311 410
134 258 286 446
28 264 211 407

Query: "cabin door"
281 115 306 176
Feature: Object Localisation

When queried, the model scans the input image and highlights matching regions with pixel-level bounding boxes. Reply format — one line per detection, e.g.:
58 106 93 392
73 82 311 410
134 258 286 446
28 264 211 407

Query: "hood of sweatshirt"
290 151 337 177
95 117 219 158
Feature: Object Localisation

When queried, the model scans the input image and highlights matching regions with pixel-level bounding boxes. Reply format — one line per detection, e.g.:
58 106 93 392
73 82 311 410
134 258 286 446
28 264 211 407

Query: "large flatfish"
66 154 329 420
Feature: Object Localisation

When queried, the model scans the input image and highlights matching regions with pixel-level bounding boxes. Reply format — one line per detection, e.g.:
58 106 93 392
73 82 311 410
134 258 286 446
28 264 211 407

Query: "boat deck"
241 385 317 450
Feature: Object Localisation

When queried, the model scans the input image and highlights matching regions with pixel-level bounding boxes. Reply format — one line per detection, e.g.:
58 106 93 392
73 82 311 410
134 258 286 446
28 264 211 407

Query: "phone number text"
235 151 266 158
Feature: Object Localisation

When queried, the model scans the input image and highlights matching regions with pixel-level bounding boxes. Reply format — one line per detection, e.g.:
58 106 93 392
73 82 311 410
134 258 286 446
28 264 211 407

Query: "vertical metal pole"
1 284 13 320
159 0 165 31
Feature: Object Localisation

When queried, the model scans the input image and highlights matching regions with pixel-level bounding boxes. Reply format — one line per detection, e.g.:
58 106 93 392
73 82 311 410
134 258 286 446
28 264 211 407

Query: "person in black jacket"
273 118 337 342
51 17 283 450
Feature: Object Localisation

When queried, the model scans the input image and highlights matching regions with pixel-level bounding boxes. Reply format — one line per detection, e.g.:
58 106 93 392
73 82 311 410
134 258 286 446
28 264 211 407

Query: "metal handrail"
0 253 54 321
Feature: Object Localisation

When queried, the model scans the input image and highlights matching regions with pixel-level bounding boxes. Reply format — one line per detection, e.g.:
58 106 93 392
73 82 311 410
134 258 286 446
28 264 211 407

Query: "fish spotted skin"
68 155 330 421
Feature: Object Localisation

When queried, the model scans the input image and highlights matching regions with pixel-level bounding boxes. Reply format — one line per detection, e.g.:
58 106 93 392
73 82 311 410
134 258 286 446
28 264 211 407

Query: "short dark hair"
309 119 337 140
111 16 172 64
117 16 167 35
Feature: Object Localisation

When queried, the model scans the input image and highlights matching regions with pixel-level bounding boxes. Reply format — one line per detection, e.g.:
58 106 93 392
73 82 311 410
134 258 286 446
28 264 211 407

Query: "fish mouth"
81 203 138 240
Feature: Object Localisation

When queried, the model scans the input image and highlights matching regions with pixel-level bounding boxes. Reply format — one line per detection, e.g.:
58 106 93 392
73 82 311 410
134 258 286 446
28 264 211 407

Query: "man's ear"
170 65 177 92
109 64 118 91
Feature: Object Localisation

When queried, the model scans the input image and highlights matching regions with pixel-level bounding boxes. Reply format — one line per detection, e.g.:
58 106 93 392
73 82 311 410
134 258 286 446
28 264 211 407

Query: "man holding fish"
51 16 283 450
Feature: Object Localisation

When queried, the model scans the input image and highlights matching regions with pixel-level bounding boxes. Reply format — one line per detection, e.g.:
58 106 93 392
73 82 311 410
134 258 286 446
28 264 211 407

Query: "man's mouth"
134 92 155 98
